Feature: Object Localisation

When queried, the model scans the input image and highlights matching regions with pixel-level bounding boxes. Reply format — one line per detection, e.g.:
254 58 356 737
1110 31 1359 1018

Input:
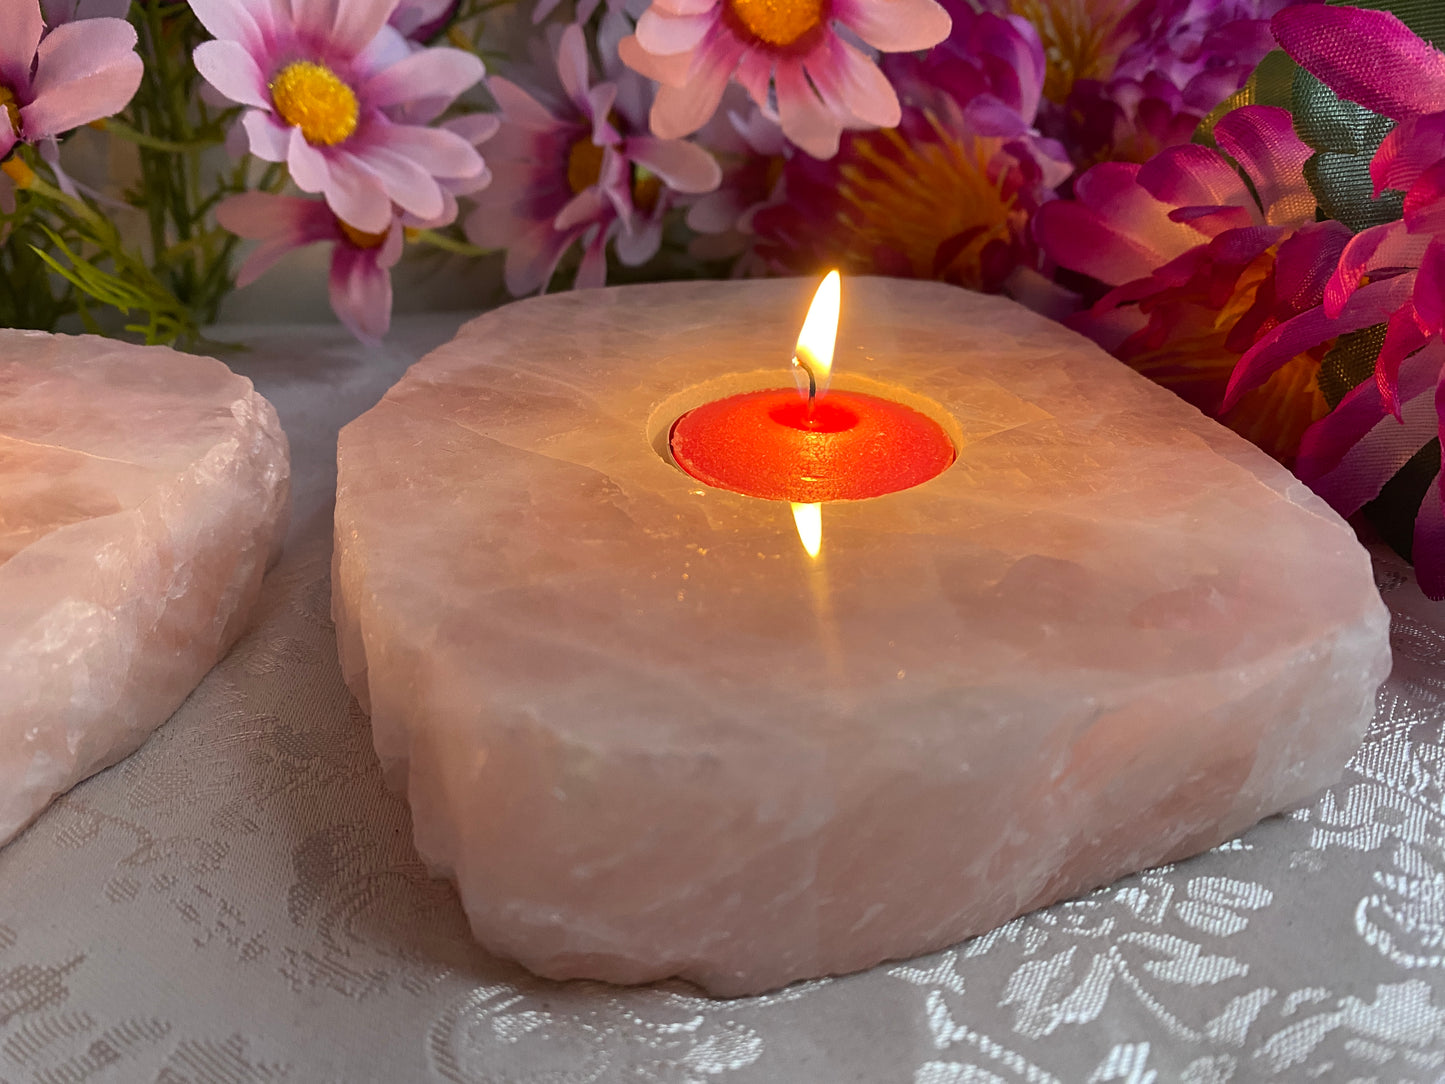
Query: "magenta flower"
751 7 1066 299
618 0 951 159
1037 104 1337 460
980 0 1297 166
191 0 485 233
466 23 721 295
1219 5 1445 593
217 192 404 344
0 0 141 160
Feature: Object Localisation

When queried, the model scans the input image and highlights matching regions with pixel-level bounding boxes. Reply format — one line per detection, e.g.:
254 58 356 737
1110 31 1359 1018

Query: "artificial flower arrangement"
4 0 1445 591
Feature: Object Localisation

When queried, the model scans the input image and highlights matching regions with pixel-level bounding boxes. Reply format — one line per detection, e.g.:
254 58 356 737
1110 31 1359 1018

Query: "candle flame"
792 270 840 400
791 502 822 558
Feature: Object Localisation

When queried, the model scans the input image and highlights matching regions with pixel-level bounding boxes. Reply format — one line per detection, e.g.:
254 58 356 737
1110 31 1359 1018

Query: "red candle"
669 272 955 503
670 388 955 501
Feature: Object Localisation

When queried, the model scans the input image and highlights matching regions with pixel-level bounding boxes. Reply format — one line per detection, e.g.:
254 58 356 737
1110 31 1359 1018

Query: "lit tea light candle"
669 272 957 504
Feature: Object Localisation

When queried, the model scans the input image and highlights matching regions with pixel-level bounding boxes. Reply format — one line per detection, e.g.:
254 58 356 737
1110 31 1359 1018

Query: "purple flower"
981 0 1300 166
1225 4 1445 593
751 6 1066 298
685 95 789 275
465 23 721 294
0 0 141 160
191 0 485 233
1037 104 1335 460
217 192 404 344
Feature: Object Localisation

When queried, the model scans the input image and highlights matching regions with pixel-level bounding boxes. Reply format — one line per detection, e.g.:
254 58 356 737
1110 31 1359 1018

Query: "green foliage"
2 1 279 347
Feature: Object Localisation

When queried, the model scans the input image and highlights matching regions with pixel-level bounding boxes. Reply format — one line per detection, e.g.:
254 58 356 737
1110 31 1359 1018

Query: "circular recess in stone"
333 277 1389 997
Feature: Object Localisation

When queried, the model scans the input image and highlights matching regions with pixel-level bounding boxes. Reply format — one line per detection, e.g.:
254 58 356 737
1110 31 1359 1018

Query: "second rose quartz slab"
1 331 290 847
333 278 1390 996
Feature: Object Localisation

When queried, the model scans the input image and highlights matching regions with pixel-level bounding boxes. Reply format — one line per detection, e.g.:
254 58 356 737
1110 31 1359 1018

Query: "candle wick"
795 354 817 415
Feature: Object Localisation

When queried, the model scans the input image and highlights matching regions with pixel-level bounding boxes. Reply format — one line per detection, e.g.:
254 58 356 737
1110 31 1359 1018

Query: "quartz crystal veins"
1 331 289 846
333 278 1391 997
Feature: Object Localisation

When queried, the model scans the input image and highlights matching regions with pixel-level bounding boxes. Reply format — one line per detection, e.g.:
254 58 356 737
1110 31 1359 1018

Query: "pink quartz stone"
0 330 290 846
332 278 1391 996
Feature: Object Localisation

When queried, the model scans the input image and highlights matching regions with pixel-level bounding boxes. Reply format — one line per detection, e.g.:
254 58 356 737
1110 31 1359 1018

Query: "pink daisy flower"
618 0 952 159
0 0 141 161
217 192 405 344
466 23 721 294
191 0 485 233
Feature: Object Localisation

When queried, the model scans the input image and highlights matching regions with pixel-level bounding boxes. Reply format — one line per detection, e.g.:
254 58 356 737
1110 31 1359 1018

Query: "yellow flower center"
567 138 606 195
1 158 34 189
806 115 1021 290
1001 0 1130 104
0 86 20 138
727 0 825 48
632 165 662 215
270 61 359 147
338 220 389 249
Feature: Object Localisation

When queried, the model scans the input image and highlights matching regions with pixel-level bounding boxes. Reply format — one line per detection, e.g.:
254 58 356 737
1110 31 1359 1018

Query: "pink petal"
619 33 692 86
323 0 399 57
774 58 841 159
217 192 337 286
614 216 661 265
354 146 445 221
193 39 269 109
573 229 610 289
652 0 720 16
1034 162 1201 284
556 23 591 107
555 187 605 231
1412 238 1445 334
242 109 292 160
187 0 271 50
1227 274 1418 409
362 45 483 109
286 124 331 191
636 8 714 55
0 0 44 94
805 37 900 131
1414 473 1445 600
504 223 579 295
1376 304 1433 418
20 37 141 138
1136 144 1253 217
488 76 561 132
322 151 397 231
1272 5 1445 121
1308 380 1436 516
1324 220 1425 317
625 135 721 193
648 36 740 139
1297 343 1441 485
1371 114 1445 196
1404 160 1445 235
0 127 16 161
366 120 482 178
835 0 951 53
330 243 393 342
1212 105 1315 227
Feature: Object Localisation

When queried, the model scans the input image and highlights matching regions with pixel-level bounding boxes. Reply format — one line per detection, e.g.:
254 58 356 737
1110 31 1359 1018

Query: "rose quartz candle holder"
333 277 1389 996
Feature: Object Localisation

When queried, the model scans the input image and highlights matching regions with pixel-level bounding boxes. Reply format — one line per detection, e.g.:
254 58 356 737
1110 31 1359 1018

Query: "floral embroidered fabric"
0 316 1441 1082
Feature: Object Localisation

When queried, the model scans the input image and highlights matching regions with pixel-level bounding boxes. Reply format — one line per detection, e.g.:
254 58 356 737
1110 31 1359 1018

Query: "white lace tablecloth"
2 315 1444 1083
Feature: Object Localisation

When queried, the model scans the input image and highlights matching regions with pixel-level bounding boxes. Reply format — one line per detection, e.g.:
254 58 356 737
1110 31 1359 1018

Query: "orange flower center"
270 61 359 146
338 220 389 249
567 138 605 195
819 115 1022 289
0 86 20 138
1001 0 1130 103
727 0 825 48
